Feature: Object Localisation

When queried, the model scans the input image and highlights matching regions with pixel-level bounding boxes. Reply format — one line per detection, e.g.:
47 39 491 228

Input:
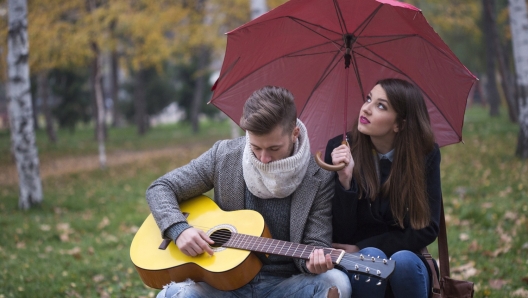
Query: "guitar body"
130 195 271 290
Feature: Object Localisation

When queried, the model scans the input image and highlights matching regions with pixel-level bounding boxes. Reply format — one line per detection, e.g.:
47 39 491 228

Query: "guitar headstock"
338 252 395 280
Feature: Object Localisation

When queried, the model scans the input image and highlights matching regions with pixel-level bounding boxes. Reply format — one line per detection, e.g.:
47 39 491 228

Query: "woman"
324 78 441 298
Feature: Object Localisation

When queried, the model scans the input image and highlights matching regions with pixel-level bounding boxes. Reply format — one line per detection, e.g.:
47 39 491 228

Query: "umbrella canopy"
210 0 477 155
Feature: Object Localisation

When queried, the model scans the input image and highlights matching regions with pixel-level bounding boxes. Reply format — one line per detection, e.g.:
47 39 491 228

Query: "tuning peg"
354 275 359 280
366 267 370 273
360 254 364 260
355 264 359 270
383 259 387 264
376 280 382 286
371 256 375 262
376 270 381 276
366 277 371 283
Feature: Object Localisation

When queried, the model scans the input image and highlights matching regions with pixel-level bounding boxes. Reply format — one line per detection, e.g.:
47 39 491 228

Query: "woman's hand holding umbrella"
328 143 355 190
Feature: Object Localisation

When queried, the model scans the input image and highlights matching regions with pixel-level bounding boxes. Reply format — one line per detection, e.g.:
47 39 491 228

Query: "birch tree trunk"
91 42 107 168
508 0 528 158
7 0 43 209
250 0 267 19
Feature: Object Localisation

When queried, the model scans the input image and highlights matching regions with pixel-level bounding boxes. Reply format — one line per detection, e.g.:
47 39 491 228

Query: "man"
146 86 351 297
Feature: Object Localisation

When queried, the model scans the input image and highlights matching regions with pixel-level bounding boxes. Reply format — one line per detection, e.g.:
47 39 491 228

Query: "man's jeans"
156 268 351 298
348 247 430 298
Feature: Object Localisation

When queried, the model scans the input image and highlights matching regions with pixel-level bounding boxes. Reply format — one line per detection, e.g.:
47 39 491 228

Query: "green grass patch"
1 108 527 297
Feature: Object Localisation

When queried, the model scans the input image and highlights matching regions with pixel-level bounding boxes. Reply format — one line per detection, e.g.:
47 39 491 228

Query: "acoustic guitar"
130 195 395 290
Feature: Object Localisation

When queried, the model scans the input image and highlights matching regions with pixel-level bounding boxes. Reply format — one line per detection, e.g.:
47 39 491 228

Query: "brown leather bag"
422 197 474 298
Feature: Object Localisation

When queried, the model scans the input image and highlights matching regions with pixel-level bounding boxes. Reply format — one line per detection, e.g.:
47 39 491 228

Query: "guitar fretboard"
224 233 342 263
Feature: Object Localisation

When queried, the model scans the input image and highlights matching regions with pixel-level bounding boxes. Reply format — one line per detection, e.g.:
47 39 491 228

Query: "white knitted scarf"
242 119 311 199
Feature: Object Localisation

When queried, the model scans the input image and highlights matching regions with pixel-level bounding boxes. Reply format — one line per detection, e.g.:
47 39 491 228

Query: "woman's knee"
390 250 426 275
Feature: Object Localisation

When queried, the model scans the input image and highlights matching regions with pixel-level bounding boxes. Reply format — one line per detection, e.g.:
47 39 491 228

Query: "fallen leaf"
483 244 512 258
40 224 51 231
504 211 517 220
98 217 110 230
451 261 478 279
481 202 493 209
489 279 509 290
468 240 479 252
512 288 528 298
459 233 470 241
93 274 105 283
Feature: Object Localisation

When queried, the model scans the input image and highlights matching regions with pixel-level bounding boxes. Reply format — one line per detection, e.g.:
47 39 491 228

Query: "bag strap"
421 247 441 297
421 195 450 297
438 196 450 277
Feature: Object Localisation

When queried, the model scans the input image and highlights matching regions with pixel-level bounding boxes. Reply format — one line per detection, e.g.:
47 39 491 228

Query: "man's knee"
327 286 339 298
157 279 197 298
321 269 352 297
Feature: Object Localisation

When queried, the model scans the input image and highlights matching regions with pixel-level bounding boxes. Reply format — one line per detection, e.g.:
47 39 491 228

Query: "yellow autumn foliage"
0 0 255 80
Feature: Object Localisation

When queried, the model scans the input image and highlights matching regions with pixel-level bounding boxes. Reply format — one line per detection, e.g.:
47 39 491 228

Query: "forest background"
0 0 527 297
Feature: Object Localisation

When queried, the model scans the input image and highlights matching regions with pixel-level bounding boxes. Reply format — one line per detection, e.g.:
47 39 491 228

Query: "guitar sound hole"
209 229 232 247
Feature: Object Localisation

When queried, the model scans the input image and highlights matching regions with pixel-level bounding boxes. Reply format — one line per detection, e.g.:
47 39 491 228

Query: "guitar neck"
224 233 343 263
222 232 394 280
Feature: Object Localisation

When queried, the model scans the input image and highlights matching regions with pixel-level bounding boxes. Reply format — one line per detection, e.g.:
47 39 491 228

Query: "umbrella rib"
212 41 343 100
353 34 417 49
332 0 348 34
351 4 383 38
289 17 343 51
288 50 341 58
212 57 240 89
350 51 366 102
298 50 344 116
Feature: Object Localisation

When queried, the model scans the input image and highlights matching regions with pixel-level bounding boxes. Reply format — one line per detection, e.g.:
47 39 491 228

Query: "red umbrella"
210 0 477 157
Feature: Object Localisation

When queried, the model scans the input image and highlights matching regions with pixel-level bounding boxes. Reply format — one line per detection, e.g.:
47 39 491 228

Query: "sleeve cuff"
337 177 358 193
164 222 192 241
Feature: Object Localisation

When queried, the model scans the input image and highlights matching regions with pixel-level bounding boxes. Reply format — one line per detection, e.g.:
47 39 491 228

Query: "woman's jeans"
156 268 351 298
348 247 430 298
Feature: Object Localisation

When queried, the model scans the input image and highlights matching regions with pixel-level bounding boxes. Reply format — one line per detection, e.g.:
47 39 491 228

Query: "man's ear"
292 126 300 142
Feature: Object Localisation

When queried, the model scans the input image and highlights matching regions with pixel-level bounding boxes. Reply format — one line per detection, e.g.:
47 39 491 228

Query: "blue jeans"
156 269 351 298
347 247 430 298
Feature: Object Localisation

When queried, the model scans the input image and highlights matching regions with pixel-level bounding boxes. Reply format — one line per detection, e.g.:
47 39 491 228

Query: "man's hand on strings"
176 227 215 256
306 248 334 274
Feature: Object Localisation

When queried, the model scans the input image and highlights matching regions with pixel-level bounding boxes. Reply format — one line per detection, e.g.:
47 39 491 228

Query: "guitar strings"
179 224 390 273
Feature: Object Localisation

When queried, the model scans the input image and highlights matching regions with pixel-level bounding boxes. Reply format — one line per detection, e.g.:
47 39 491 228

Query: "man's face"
247 125 300 164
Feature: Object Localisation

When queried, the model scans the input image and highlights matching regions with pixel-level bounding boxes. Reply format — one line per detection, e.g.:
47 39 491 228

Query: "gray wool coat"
146 137 335 273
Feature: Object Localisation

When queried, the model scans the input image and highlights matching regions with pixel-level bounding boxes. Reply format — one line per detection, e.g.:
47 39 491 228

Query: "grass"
0 106 527 297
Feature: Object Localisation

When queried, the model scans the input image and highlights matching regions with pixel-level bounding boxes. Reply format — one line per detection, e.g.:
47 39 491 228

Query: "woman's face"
357 84 399 150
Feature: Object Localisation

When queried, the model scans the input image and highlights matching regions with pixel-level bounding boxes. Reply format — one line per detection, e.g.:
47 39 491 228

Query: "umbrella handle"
314 140 349 171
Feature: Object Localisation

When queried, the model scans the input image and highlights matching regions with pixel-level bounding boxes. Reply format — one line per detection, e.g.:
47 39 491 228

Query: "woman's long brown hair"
349 79 435 229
